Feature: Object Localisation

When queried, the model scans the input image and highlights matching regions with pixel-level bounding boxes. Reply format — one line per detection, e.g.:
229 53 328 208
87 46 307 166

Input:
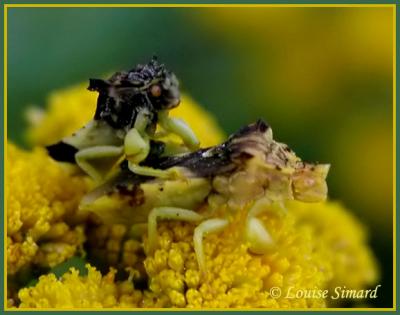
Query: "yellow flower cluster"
289 201 378 292
8 84 378 309
26 84 97 147
18 265 143 308
142 208 327 308
7 144 88 275
85 223 145 275
141 200 376 308
16 200 377 309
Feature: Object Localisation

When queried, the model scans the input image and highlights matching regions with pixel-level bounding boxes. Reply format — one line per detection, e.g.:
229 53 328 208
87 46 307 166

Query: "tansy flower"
141 207 328 308
8 83 378 309
18 264 143 308
85 223 146 277
288 200 378 293
17 201 376 309
7 144 88 275
137 200 376 308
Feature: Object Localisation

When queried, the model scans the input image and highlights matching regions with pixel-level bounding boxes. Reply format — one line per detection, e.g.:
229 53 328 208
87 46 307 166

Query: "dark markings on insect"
140 119 272 176
46 142 78 163
116 184 145 207
100 120 273 191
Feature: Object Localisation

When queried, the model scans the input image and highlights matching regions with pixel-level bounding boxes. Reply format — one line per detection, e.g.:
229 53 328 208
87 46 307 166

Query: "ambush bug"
80 120 330 274
47 57 199 182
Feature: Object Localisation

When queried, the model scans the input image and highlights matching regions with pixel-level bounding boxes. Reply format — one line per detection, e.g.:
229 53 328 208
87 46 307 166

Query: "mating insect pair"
47 58 330 274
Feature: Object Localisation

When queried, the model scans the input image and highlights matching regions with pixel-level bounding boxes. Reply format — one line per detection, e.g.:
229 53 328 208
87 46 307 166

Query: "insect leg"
193 218 229 274
158 110 200 150
147 207 203 255
124 128 150 164
125 128 183 179
245 198 277 254
128 163 185 180
245 217 274 255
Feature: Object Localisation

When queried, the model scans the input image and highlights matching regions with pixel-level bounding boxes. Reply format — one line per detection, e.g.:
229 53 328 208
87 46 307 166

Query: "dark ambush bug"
47 57 199 181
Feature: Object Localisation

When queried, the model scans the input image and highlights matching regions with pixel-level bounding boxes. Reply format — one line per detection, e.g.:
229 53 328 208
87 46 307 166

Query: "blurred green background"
7 7 393 307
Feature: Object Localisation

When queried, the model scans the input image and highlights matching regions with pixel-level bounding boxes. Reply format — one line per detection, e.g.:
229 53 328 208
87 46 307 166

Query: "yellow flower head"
7 144 88 274
85 223 145 275
142 206 328 308
139 200 377 308
9 83 378 309
17 200 377 309
289 201 379 292
18 264 142 308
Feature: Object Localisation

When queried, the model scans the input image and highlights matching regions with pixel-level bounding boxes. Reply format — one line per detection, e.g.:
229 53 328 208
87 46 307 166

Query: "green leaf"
50 256 88 278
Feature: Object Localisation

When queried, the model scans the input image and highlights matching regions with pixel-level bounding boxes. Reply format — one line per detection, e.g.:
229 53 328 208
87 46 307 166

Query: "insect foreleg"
245 198 279 255
245 217 274 255
158 110 200 150
124 128 150 164
125 128 183 179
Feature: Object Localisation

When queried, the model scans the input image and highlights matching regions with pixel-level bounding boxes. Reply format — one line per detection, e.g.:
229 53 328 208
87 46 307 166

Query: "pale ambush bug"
79 120 330 273
47 57 199 182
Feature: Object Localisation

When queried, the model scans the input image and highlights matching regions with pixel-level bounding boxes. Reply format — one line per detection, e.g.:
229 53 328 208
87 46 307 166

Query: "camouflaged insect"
80 120 330 273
